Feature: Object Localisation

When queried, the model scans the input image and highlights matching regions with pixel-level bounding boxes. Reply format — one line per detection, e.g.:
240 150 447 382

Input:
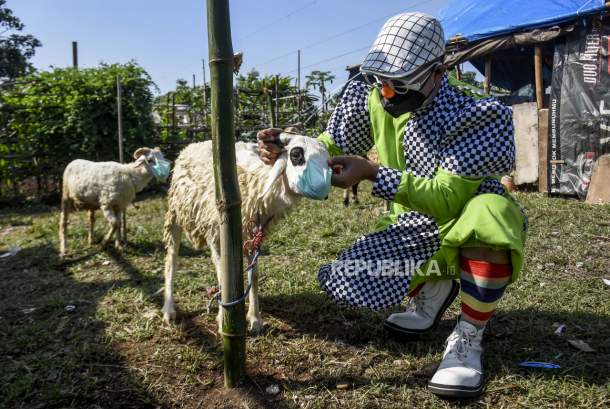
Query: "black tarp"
548 17 610 197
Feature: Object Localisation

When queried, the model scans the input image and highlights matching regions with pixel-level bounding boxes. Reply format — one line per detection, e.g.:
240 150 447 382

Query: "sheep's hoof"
162 303 176 323
247 316 265 334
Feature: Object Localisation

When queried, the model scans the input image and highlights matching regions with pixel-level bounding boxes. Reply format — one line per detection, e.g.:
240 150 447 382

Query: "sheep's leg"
101 206 120 248
352 182 360 205
120 210 127 244
114 210 125 249
59 199 71 257
162 220 182 323
246 259 263 333
209 243 224 333
88 210 96 246
343 188 350 207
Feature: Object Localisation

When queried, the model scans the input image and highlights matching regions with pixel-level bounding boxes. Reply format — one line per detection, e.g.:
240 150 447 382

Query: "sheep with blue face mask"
161 133 330 333
59 147 170 257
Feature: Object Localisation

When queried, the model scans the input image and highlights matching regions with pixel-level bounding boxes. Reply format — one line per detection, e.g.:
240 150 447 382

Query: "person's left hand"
329 155 379 188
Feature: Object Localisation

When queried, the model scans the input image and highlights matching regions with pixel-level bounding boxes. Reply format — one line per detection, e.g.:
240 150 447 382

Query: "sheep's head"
133 147 171 182
261 133 331 200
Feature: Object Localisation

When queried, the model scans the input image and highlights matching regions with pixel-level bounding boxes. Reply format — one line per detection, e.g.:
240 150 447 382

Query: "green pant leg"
439 193 527 284
409 194 526 289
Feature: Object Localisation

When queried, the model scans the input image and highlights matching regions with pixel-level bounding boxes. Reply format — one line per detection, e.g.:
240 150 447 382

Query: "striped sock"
459 256 512 329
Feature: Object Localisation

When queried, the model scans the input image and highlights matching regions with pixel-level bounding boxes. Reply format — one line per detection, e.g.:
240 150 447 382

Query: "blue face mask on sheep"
151 157 171 182
293 155 332 200
134 147 171 183
260 133 331 201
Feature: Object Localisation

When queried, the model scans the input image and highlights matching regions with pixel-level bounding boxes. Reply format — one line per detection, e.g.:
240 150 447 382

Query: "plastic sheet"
548 17 610 197
440 0 606 42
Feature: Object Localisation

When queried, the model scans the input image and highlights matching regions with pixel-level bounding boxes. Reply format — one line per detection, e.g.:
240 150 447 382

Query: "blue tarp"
440 0 606 42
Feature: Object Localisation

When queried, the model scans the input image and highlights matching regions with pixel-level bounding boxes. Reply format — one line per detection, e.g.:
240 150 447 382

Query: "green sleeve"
372 166 484 224
317 131 345 157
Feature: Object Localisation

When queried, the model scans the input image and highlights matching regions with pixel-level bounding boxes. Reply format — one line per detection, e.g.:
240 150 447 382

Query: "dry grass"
1 185 609 408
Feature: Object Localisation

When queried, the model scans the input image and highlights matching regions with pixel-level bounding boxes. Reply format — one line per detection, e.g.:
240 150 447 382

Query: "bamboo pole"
171 94 177 154
72 41 78 69
206 0 246 388
235 87 240 132
484 57 492 95
191 74 196 125
274 74 280 127
297 50 301 122
116 76 124 164
267 89 276 127
116 76 126 242
202 59 208 130
534 46 544 110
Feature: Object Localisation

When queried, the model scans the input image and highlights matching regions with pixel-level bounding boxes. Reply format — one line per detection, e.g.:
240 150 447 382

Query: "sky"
11 0 454 95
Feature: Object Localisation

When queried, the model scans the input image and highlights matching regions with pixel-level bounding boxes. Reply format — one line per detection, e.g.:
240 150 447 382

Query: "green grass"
1 185 609 408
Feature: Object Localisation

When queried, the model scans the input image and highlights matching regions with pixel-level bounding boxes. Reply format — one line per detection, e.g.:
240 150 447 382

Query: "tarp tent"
438 1 610 198
440 0 606 43
439 0 607 91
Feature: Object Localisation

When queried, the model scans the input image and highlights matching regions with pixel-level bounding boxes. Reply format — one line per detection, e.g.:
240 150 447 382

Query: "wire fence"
0 80 330 204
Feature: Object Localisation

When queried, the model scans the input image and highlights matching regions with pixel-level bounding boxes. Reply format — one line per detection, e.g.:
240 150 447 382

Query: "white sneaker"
384 280 459 338
428 320 485 398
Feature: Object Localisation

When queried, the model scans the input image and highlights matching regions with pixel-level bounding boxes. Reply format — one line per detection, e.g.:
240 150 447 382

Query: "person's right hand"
329 155 379 188
257 128 284 165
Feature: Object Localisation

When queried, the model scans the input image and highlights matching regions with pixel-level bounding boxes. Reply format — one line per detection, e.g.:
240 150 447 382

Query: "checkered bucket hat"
361 12 445 79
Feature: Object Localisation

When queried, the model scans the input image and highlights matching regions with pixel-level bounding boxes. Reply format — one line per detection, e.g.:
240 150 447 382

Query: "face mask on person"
150 157 171 182
367 65 439 117
294 158 332 200
381 89 428 117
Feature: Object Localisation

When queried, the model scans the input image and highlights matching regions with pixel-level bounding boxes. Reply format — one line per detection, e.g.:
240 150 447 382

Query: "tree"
235 69 318 133
0 0 41 81
305 70 335 114
460 71 478 87
236 69 292 129
154 69 321 139
0 62 156 192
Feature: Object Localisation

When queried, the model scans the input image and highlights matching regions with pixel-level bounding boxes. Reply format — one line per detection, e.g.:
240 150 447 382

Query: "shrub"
0 62 156 197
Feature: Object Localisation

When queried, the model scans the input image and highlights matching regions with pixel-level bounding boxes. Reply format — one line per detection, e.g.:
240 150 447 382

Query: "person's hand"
257 128 284 165
329 155 379 188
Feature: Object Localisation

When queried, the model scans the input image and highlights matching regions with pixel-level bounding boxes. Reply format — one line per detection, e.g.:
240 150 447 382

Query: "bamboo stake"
116 76 127 242
267 89 276 127
484 57 492 95
202 59 208 129
534 46 544 110
297 49 301 122
206 0 246 388
274 74 279 127
72 41 78 69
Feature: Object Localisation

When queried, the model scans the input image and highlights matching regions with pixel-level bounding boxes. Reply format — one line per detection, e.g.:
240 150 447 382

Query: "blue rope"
207 249 259 311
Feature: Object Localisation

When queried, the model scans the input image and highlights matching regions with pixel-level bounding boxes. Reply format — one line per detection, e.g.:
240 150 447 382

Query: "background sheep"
162 134 329 333
59 147 168 257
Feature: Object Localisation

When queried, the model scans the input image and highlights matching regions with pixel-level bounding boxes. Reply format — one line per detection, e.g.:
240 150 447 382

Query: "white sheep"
59 147 168 257
162 134 330 333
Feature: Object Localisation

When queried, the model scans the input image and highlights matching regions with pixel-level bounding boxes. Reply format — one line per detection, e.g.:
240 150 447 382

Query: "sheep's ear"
133 147 151 159
279 132 296 146
260 153 287 199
